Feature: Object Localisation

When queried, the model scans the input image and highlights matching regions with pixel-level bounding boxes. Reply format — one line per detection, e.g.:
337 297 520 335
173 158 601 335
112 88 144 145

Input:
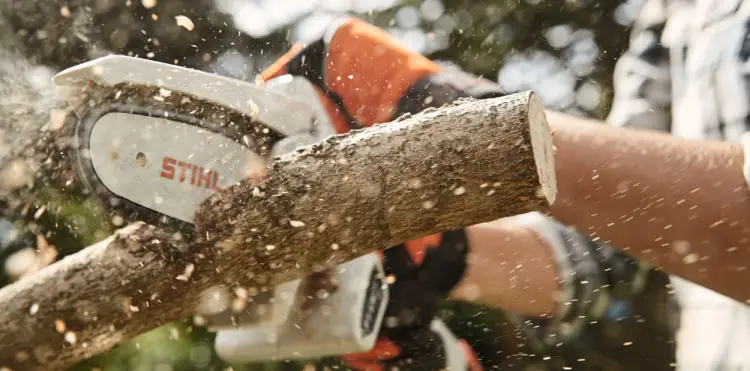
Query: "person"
258 16 681 370
562 0 750 368
259 18 492 370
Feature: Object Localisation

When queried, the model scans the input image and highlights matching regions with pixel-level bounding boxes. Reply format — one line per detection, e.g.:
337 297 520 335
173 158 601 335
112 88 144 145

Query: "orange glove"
259 17 501 371
258 17 503 131
259 17 440 132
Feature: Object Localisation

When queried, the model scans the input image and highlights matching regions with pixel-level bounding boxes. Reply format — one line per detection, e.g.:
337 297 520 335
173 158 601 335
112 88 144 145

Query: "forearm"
548 111 750 301
454 110 750 310
451 219 560 316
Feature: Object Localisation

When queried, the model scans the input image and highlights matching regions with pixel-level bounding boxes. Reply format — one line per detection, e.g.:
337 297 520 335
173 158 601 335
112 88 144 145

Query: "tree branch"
0 92 556 370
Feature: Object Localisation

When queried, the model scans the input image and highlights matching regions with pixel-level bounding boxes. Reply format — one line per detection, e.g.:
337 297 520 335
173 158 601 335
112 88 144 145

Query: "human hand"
340 232 483 371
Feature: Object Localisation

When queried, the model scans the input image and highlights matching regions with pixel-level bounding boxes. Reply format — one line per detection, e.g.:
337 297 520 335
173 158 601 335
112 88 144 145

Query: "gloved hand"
338 231 483 371
257 16 505 131
258 17 500 370
340 321 482 371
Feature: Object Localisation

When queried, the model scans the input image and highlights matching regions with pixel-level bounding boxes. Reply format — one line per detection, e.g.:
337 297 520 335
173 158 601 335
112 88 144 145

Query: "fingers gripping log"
0 91 555 370
195 91 557 283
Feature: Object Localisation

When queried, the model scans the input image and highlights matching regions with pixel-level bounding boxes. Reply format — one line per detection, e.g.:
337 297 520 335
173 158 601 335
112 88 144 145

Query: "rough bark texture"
196 90 557 287
0 223 199 370
0 91 555 370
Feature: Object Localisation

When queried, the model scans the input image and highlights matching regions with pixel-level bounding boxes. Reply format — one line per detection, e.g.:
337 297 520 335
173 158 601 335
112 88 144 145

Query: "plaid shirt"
509 1 750 370
605 0 750 369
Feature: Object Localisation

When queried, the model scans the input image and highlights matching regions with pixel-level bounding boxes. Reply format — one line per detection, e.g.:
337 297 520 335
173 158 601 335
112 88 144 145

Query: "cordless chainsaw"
51 55 468 368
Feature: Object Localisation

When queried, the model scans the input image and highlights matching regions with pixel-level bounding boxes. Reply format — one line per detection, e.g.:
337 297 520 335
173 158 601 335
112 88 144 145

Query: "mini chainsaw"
51 55 390 362
52 55 469 369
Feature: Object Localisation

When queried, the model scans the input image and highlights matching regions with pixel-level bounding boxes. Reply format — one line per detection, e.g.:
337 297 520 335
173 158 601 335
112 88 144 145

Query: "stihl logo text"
160 156 222 191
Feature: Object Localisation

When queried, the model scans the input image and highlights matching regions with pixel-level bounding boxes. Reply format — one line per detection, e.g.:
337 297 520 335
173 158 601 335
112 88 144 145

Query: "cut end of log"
527 92 557 206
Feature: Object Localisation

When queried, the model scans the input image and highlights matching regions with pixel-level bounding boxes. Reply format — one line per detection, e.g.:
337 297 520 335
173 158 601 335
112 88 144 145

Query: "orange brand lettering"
177 161 191 182
160 156 224 191
197 167 212 188
211 171 222 191
160 157 177 179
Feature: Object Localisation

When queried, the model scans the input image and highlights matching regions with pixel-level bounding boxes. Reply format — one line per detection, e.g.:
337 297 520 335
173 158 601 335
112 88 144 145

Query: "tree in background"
0 0 643 369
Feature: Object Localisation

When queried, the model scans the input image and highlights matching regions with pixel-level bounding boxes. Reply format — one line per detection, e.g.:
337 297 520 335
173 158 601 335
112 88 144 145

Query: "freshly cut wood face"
527 93 557 206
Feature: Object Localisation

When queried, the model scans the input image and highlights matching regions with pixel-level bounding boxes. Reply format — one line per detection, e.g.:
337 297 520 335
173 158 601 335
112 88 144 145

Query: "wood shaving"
175 15 194 31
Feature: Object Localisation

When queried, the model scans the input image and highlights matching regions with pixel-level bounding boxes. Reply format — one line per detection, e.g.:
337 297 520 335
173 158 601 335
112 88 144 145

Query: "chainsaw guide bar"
69 82 284 237
51 55 333 239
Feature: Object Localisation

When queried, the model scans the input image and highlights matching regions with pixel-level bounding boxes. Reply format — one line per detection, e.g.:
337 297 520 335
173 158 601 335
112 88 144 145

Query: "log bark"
0 91 556 370
195 91 557 282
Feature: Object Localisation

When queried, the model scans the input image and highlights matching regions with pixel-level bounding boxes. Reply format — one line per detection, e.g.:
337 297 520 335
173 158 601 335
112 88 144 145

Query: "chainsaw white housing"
262 74 337 157
50 55 338 224
51 55 468 367
52 55 319 138
213 252 389 363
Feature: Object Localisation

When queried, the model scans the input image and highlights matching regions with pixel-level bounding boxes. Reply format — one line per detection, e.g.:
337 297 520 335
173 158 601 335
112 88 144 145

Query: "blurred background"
0 0 648 369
